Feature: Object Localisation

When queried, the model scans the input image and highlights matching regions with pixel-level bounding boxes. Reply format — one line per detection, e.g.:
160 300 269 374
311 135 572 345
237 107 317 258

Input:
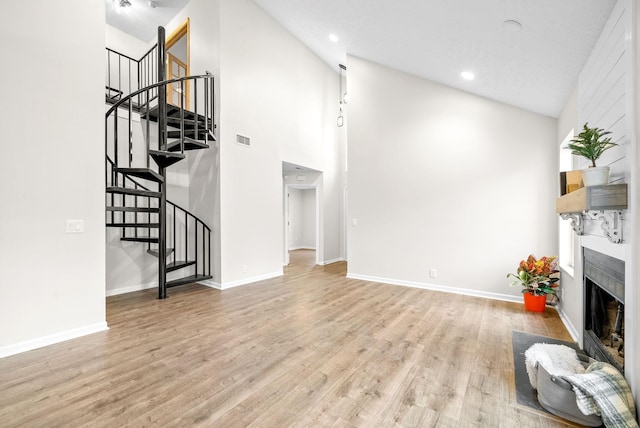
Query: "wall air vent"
235 134 251 147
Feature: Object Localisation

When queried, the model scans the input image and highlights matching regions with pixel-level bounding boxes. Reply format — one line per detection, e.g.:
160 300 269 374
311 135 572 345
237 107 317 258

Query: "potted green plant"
566 123 617 186
507 255 559 312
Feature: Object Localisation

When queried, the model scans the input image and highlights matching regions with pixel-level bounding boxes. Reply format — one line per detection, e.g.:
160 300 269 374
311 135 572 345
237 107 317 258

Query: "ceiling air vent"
235 134 251 147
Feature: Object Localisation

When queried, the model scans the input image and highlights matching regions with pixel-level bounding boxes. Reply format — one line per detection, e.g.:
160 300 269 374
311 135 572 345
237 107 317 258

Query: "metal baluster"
185 211 188 265
204 78 209 139
195 220 199 275
107 51 111 99
211 76 215 135
128 99 132 167
194 79 198 138
118 56 122 98
157 27 167 300
180 80 185 153
113 108 118 168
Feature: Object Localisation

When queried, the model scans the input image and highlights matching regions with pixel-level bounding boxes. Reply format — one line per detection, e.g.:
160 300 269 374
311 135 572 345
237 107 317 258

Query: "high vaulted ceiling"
107 0 618 118
105 0 190 42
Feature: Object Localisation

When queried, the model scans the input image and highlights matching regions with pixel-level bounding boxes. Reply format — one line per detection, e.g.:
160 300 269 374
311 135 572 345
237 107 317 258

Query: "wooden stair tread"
149 150 185 168
121 237 159 243
115 168 164 183
147 248 174 258
166 260 197 272
106 187 161 198
106 206 159 213
165 138 209 152
143 105 211 131
107 223 160 228
166 274 212 288
166 129 215 142
145 104 203 121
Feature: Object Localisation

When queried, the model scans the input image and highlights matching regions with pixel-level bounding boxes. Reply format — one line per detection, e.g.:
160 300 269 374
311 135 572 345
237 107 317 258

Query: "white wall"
287 188 316 250
301 189 317 249
105 24 149 57
632 0 640 401
288 189 303 249
218 0 343 286
346 56 558 300
0 0 107 356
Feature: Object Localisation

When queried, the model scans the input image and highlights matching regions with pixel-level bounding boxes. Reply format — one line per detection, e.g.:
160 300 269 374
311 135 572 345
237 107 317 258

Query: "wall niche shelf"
556 184 627 244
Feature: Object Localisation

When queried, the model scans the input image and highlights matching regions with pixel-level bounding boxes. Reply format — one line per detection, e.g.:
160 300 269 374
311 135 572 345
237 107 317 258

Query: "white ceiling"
105 0 190 43
106 0 618 118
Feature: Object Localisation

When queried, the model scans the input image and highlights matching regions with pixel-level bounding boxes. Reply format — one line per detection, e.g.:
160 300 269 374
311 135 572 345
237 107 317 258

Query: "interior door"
167 52 188 108
165 18 190 109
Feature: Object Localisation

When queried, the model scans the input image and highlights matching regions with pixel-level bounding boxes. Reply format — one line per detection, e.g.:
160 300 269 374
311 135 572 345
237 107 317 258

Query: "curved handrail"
106 71 214 171
105 73 213 118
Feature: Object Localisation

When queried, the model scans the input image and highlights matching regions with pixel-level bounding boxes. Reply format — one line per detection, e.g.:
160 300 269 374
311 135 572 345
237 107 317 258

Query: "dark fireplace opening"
582 248 625 373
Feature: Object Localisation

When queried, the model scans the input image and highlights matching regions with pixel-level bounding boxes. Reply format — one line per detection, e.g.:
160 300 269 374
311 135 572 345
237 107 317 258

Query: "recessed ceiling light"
328 34 339 43
503 20 522 32
461 71 475 81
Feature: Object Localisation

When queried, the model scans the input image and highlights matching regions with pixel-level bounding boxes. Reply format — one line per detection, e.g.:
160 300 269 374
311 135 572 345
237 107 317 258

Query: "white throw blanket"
562 362 638 428
524 343 585 389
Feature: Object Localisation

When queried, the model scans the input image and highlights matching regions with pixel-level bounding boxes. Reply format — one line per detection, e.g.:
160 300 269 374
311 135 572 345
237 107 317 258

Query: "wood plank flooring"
0 250 580 427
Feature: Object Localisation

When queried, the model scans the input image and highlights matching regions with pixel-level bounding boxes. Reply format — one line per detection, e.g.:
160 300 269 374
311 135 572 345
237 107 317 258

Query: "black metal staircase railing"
105 26 215 299
105 72 215 169
105 42 159 108
106 158 212 293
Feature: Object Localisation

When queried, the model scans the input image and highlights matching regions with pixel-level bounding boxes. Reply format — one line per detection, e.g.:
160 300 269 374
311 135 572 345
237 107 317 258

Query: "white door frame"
284 184 320 266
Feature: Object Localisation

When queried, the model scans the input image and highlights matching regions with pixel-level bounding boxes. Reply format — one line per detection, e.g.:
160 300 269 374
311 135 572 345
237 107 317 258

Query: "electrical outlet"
429 268 437 278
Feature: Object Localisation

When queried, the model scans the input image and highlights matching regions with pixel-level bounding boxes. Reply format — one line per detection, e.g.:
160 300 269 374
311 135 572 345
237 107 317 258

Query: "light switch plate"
66 220 84 233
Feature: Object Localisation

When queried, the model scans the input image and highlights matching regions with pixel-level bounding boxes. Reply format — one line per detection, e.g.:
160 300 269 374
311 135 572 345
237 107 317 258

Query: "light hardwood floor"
0 250 580 427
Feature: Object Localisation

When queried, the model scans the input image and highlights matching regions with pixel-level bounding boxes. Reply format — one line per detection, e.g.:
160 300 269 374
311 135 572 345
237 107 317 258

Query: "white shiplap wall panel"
580 33 626 118
571 0 638 400
580 4 626 99
578 0 629 183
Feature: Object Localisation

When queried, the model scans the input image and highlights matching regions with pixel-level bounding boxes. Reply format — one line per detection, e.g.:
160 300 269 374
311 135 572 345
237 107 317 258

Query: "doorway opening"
282 161 321 266
284 185 318 266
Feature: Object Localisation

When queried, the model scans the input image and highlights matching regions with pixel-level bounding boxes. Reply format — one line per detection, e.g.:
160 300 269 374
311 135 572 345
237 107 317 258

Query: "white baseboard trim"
0 322 109 359
323 258 345 265
557 305 580 343
106 281 156 297
199 279 222 290
346 273 522 304
289 246 316 251
218 270 284 290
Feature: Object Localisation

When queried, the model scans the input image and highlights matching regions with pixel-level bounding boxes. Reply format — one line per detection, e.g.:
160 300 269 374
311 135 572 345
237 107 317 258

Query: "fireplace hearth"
583 247 625 373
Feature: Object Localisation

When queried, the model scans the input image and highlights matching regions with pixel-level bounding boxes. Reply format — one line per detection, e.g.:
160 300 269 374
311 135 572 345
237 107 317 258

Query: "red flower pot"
523 292 546 312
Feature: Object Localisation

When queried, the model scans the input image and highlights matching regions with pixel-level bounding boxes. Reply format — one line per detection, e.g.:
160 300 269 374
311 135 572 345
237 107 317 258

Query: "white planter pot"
581 166 610 186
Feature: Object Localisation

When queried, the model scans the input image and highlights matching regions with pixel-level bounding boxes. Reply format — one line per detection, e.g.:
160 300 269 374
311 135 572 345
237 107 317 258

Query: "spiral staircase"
105 27 214 299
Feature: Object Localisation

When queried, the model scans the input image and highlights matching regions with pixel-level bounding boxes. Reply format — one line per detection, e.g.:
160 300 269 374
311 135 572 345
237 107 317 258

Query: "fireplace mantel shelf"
556 184 627 244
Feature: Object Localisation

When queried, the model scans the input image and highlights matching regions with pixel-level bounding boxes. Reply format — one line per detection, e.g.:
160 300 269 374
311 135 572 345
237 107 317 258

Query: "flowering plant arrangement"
507 255 559 296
